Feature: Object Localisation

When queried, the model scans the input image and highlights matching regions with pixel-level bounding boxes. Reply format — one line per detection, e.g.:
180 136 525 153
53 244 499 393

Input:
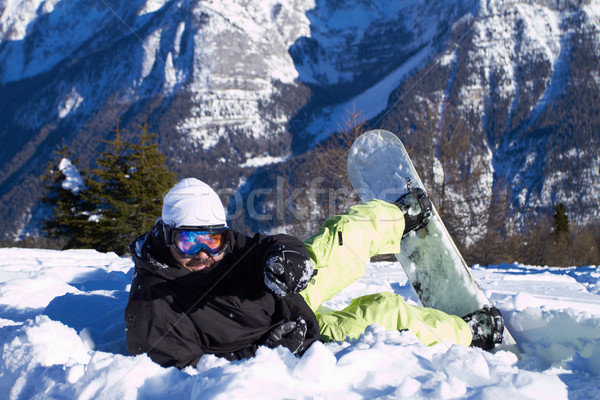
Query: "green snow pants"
300 199 472 347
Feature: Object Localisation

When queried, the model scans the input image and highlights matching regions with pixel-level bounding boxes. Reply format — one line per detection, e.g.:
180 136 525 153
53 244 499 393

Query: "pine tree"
39 142 91 248
82 118 176 255
81 120 131 253
124 118 176 240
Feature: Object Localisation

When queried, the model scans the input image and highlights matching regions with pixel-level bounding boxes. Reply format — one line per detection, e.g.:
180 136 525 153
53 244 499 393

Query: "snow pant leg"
300 199 405 312
317 292 472 346
299 199 473 347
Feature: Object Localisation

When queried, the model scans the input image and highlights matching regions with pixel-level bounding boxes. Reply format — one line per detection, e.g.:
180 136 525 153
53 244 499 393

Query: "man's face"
169 247 225 273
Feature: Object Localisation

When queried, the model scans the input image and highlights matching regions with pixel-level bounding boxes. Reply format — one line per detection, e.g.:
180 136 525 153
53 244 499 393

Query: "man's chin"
186 265 212 272
183 261 215 273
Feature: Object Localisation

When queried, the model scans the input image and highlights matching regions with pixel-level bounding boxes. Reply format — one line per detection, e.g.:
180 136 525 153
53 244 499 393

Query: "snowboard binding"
394 187 433 237
462 305 505 351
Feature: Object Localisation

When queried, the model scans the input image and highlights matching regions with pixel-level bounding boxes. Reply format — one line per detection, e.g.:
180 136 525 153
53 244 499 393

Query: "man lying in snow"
125 178 504 369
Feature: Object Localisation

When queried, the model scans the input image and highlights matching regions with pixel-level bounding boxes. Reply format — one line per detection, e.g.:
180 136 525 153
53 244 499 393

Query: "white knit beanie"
161 178 227 228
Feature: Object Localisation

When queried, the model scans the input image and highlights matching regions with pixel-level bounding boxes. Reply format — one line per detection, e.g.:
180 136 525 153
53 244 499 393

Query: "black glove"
263 317 308 354
264 247 316 296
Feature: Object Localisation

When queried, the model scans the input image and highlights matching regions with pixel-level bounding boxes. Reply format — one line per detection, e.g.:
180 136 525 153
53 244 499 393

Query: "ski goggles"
168 226 229 257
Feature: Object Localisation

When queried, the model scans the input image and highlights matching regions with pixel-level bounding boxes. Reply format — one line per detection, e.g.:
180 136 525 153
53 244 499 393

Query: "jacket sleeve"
125 273 204 369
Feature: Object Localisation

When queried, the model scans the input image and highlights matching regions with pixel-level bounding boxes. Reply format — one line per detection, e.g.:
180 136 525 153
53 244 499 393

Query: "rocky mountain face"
0 0 315 238
376 0 600 243
0 0 598 241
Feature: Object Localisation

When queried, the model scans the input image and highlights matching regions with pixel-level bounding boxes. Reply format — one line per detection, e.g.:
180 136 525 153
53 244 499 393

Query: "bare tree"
276 105 367 238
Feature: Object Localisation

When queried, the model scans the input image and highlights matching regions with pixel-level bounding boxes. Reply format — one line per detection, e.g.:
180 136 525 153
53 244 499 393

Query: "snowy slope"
0 247 598 399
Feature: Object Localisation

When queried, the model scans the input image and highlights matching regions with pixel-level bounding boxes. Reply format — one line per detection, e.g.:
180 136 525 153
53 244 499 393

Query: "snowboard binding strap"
394 187 433 237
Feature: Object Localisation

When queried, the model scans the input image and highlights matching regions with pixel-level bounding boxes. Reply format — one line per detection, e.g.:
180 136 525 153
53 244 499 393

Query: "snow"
0 247 598 399
57 88 84 119
163 52 176 92
139 28 163 83
173 21 186 57
138 0 170 16
58 158 85 195
241 154 289 168
0 0 43 41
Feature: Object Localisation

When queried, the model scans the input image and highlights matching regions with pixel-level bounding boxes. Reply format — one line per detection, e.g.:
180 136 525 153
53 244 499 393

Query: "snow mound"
0 248 598 399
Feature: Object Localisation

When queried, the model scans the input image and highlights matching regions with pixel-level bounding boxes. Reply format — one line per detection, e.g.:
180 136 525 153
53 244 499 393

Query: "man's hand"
263 317 308 354
264 247 316 296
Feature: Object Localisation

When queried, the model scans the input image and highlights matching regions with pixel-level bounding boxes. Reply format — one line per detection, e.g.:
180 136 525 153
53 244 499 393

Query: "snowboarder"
125 178 504 369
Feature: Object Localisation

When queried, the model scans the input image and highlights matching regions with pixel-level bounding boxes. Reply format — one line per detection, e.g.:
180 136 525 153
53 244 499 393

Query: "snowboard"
347 129 520 353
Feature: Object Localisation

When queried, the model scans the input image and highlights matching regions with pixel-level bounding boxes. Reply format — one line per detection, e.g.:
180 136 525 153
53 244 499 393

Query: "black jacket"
125 223 320 369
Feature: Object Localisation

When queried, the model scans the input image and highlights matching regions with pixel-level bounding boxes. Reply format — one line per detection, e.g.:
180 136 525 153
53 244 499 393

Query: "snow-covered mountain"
0 0 598 240
422 0 600 229
351 0 600 243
